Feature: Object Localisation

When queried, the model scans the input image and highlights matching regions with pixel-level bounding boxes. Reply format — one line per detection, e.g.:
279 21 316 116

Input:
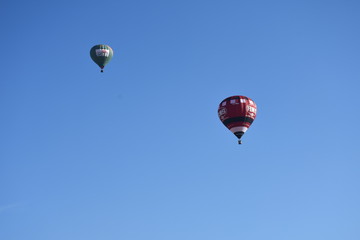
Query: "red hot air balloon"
218 96 257 144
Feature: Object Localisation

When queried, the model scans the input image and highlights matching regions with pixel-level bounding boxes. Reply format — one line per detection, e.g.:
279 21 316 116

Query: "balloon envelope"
90 44 113 72
218 95 257 143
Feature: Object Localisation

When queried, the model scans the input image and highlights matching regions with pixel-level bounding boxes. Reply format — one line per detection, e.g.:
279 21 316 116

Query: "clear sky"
1 0 360 239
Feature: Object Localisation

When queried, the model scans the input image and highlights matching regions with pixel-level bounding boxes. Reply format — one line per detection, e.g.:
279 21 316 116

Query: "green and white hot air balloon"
90 44 113 72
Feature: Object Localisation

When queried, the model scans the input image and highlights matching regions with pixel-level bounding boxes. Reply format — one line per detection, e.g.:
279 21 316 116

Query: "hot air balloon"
218 95 257 144
90 44 113 72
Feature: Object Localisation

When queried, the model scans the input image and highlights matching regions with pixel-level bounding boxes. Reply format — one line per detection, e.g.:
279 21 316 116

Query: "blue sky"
1 0 360 239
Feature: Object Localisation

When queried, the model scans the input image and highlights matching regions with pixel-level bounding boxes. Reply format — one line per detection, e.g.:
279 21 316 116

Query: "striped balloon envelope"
218 95 257 144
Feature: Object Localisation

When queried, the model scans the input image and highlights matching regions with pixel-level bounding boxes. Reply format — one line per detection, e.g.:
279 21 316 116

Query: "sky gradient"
1 0 360 239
